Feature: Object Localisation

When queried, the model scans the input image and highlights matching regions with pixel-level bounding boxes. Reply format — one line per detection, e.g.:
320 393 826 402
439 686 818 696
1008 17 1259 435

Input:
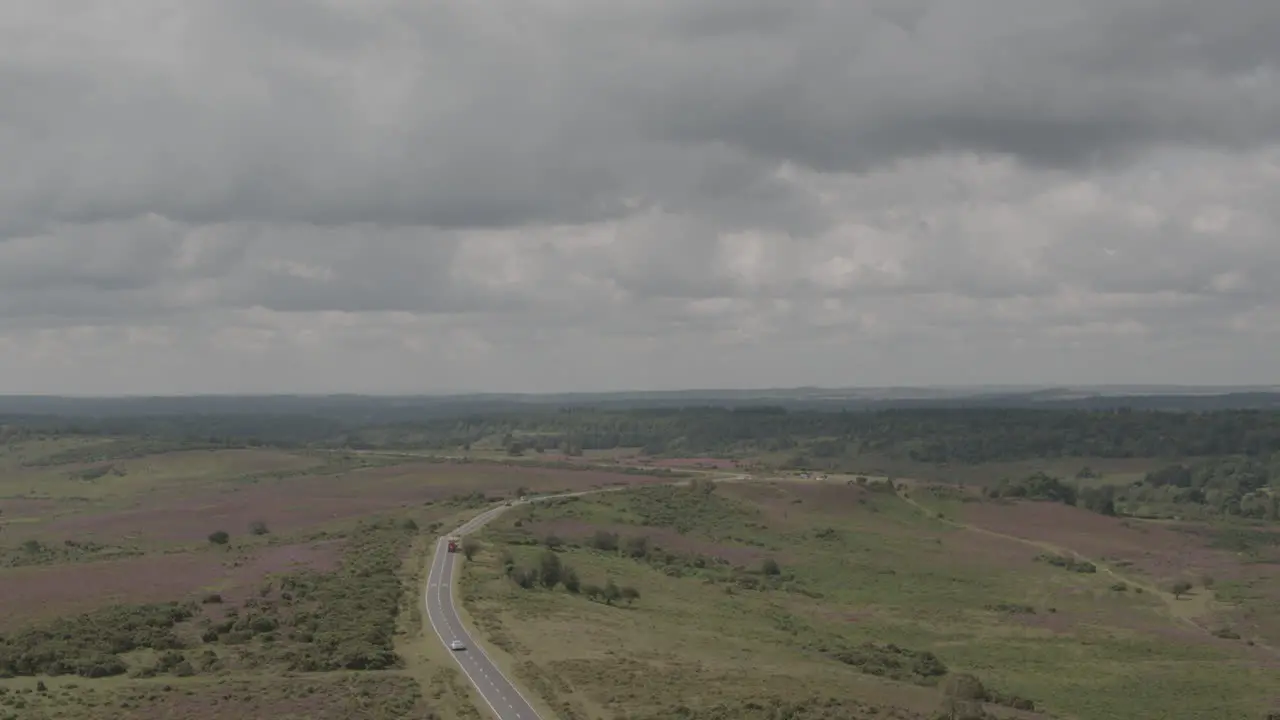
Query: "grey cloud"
1 1 1279 391
636 0 1280 171
5 0 1278 237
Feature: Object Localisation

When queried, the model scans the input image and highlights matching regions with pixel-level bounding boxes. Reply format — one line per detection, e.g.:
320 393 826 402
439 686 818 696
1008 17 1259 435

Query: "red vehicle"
447 537 459 553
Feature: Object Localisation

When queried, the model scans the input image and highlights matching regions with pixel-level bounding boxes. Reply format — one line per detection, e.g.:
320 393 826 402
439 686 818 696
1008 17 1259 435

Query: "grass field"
460 478 1280 720
6 436 1279 719
0 439 682 719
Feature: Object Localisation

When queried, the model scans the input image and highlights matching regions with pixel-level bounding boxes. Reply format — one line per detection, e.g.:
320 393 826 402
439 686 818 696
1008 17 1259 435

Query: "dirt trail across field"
892 483 1280 658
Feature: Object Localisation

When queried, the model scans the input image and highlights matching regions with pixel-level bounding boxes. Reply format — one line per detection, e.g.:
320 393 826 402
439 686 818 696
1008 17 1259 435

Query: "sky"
1 0 1279 395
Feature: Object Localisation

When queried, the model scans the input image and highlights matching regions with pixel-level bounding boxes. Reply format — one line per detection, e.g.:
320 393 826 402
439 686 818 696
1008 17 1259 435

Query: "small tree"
623 535 649 559
248 520 269 536
603 579 621 605
539 549 563 588
1172 580 1193 599
591 530 619 552
208 530 230 545
511 568 536 589
462 538 481 560
562 565 581 594
938 673 988 720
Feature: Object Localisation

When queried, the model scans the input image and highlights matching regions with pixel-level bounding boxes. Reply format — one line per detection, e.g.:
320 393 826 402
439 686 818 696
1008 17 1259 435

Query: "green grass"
461 480 1280 720
0 448 326 501
0 505 484 719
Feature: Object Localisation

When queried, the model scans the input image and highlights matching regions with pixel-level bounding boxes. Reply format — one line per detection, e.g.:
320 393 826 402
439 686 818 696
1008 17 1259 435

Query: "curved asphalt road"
425 520 543 719
424 480 743 719
425 494 597 720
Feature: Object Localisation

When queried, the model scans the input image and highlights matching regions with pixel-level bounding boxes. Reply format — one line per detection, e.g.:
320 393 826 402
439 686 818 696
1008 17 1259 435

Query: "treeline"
1121 455 1280 519
988 455 1280 521
6 406 1280 464
354 407 1280 462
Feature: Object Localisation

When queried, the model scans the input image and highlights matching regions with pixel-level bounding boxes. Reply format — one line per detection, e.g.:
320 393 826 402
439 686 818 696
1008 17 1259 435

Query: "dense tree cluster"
6 406 1280 463
994 454 1280 521
1119 456 1280 519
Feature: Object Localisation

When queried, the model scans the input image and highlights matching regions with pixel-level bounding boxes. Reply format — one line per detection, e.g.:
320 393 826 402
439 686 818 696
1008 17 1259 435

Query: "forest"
4 404 1280 465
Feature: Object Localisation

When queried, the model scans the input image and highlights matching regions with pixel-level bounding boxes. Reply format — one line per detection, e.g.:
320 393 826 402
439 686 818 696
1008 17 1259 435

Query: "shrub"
590 531 619 552
603 579 621 605
538 550 562 588
248 520 270 536
0 602 196 678
1034 553 1096 573
562 566 581 594
622 535 649 559
208 530 230 545
462 538 481 560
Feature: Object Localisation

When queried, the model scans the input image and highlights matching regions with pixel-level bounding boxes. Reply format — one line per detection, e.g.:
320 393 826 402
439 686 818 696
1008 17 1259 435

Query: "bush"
827 642 949 683
603 579 621 605
0 602 196 678
248 520 270 536
761 558 781 576
208 530 230 545
590 531 619 552
562 566 581 594
1034 553 1096 573
462 538 481 560
538 550 562 588
511 567 536 589
622 535 649 559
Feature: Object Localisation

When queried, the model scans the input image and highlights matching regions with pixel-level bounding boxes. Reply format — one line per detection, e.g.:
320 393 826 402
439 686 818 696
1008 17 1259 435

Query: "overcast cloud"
1 0 1279 394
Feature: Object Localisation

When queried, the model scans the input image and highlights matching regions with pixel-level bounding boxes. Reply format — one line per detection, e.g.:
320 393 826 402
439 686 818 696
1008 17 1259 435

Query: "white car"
450 639 466 651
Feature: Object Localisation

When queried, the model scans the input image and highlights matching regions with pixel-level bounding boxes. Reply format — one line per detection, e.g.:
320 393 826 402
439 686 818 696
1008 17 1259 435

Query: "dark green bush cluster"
208 517 416 673
936 673 1036 718
630 695 880 720
1034 553 1097 573
0 538 142 569
987 472 1077 505
501 548 639 606
608 482 749 534
823 642 949 683
984 602 1036 615
0 602 196 678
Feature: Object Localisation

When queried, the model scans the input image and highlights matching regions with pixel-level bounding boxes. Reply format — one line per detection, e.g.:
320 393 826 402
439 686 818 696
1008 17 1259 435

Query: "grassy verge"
459 480 1280 720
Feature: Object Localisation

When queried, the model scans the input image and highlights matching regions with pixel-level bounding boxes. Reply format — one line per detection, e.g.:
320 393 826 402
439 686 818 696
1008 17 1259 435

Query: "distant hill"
1 386 1279 422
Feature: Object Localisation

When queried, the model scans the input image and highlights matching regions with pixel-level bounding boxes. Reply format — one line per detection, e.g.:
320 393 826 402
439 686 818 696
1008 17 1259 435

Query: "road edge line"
425 537 508 720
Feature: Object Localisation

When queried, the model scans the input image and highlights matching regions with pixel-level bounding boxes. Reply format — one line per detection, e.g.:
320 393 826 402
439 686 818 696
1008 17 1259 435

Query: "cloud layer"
2 0 1278 393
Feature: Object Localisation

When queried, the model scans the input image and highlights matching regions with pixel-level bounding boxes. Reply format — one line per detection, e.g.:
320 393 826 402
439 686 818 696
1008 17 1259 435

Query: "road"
423 480 748 719
424 493 600 720
425 528 542 719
